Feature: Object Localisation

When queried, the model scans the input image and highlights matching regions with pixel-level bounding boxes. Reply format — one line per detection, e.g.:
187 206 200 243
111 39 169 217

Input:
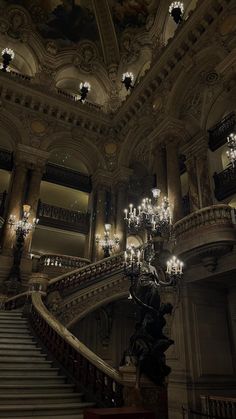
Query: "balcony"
42 163 92 193
173 205 236 257
37 201 90 234
214 165 236 201
208 112 236 151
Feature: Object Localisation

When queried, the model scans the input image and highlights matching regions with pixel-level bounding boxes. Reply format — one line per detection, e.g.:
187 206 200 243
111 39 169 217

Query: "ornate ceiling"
0 0 198 110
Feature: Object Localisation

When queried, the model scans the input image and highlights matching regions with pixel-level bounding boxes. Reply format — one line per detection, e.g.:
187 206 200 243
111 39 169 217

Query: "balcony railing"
173 205 236 256
201 395 236 419
214 165 236 201
37 201 90 234
38 253 90 272
209 112 236 151
43 163 92 193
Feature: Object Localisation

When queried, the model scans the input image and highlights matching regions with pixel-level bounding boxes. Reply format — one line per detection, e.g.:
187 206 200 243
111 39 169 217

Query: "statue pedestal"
119 365 168 419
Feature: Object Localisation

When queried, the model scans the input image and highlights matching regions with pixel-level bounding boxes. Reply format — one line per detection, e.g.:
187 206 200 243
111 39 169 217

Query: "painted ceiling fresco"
108 0 158 32
0 0 99 46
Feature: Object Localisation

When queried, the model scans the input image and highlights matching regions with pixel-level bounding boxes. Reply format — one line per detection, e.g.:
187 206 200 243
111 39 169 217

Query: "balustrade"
201 395 236 419
214 166 236 201
30 293 123 407
38 253 90 271
37 201 90 234
209 112 236 151
48 252 124 294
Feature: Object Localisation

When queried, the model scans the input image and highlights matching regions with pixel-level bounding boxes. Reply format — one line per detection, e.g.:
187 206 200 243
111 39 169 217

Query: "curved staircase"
0 310 94 418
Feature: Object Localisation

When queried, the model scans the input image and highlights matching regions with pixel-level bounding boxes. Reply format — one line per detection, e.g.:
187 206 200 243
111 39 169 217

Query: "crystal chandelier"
226 133 236 167
124 188 171 237
1 48 15 72
9 204 39 237
96 224 120 258
169 2 184 24
122 72 134 91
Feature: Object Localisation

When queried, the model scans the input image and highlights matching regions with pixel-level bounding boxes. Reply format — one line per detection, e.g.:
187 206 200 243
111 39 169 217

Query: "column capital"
14 144 49 171
182 131 208 159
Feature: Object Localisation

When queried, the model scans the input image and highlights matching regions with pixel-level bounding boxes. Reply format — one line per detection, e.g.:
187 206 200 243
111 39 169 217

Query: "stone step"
0 359 53 368
0 348 44 356
0 367 60 376
0 330 35 340
0 324 30 331
0 319 28 325
0 344 38 351
0 384 75 394
0 403 94 417
0 311 23 316
2 416 84 419
0 336 36 343
0 325 31 336
0 392 83 405
0 375 67 384
0 354 48 362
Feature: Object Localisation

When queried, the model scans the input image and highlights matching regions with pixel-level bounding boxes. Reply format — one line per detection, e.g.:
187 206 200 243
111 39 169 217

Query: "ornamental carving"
74 42 100 74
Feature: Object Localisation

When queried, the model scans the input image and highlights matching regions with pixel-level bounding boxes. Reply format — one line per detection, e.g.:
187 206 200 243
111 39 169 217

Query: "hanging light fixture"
1 48 15 72
75 81 91 103
169 2 184 24
124 188 171 237
9 204 39 236
226 133 236 167
122 72 134 91
96 224 120 258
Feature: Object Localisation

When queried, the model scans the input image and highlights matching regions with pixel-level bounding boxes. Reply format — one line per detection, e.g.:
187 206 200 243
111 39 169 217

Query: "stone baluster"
153 145 167 200
1 159 28 254
166 138 183 223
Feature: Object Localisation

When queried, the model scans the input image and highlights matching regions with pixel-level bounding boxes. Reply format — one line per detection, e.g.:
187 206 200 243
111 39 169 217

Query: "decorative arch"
0 109 29 149
41 131 107 174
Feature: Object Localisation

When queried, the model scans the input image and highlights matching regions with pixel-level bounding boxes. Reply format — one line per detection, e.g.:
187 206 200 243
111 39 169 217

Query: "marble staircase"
0 310 94 418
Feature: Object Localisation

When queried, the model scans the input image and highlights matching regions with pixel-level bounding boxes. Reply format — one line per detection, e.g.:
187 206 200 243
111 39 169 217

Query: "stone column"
153 146 167 199
24 166 44 254
1 160 28 254
185 156 200 212
93 185 107 261
115 182 128 251
166 139 183 223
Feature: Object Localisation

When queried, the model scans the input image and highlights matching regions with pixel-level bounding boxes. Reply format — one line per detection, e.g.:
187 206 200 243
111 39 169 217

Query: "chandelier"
96 224 120 258
226 133 236 167
122 72 134 91
169 2 184 24
9 204 38 237
124 188 171 237
1 48 14 72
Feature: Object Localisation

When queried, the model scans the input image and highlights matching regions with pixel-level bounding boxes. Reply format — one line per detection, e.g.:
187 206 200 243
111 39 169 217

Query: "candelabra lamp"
1 48 14 72
226 133 236 167
124 188 171 237
169 2 184 24
96 224 120 258
7 205 38 286
77 81 91 103
122 72 134 91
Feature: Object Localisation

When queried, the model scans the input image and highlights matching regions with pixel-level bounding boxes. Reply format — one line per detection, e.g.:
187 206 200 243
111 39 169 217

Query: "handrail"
3 291 32 310
48 252 124 294
182 406 231 419
30 292 123 406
